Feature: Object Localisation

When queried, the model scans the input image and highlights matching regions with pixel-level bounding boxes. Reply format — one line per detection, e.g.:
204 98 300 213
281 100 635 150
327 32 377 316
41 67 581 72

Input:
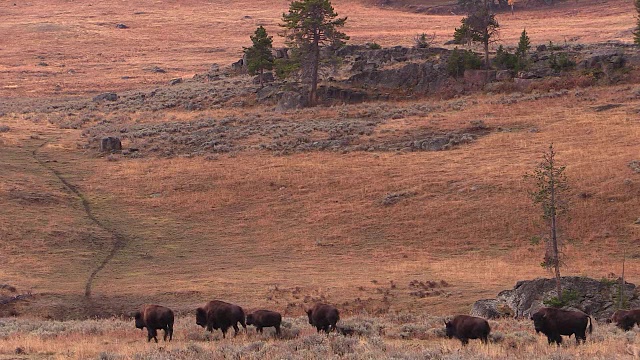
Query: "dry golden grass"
0 315 638 359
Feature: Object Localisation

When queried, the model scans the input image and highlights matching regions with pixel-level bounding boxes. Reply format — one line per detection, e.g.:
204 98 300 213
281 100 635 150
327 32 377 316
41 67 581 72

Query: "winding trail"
32 141 126 297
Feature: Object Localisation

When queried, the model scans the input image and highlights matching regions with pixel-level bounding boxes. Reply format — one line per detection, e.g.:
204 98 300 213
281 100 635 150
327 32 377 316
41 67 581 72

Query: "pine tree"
526 144 569 300
244 26 274 88
280 0 348 106
516 29 530 59
516 28 531 71
452 1 499 69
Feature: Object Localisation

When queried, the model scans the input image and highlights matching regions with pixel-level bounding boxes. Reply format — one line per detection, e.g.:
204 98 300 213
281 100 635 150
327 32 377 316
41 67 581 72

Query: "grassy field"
1 0 640 358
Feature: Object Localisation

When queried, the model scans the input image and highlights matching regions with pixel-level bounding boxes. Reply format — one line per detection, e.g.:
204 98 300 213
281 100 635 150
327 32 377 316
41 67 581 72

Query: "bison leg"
233 323 240 336
221 327 228 339
460 338 469 346
148 328 158 343
275 325 281 336
547 334 562 346
481 335 489 344
316 326 322 333
257 326 263 334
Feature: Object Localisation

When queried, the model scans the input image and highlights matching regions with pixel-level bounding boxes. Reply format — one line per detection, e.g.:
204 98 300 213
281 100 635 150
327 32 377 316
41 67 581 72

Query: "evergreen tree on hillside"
244 26 274 88
280 0 348 106
452 1 499 69
516 29 530 59
525 144 569 300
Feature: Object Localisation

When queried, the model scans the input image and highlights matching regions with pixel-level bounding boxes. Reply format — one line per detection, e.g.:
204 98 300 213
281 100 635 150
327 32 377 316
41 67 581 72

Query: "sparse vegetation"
413 33 434 49
447 47 483 77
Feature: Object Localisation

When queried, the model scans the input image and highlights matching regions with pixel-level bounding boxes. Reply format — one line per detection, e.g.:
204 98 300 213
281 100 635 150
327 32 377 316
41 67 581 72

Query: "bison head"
531 312 546 333
134 311 145 329
306 309 313 325
444 320 454 339
195 307 207 328
246 313 255 326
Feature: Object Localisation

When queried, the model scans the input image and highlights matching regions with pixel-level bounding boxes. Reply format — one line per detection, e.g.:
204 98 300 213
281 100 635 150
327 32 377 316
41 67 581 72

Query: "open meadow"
1 0 640 358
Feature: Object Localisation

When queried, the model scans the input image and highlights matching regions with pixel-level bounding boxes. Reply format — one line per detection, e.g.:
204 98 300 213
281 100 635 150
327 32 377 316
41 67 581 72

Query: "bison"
246 309 282 336
444 315 490 345
134 304 174 343
611 309 640 331
307 303 339 333
196 300 246 338
531 307 592 345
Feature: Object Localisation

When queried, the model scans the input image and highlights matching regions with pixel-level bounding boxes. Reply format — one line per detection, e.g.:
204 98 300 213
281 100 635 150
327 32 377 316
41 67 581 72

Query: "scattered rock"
252 72 275 85
0 125 10 133
464 70 496 85
629 160 640 173
92 92 118 102
381 190 416 206
144 66 166 73
496 70 513 81
471 299 513 319
115 23 129 29
100 137 122 152
168 78 183 86
592 103 622 112
276 91 307 111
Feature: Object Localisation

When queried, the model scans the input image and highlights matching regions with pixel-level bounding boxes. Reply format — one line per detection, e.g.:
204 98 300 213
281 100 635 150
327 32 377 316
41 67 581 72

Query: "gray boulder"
474 277 640 321
100 137 122 152
92 92 118 102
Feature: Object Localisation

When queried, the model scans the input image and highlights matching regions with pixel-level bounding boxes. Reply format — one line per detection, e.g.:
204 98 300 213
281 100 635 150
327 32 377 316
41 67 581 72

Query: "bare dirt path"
31 140 127 297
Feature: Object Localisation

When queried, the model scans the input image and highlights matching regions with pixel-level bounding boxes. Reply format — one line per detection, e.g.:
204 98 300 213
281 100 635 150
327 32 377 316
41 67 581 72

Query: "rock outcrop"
472 277 640 321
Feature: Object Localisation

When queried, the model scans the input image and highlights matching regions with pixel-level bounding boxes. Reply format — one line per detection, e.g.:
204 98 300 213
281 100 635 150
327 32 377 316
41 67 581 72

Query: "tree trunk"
259 68 264 88
550 160 562 299
483 35 490 70
309 32 320 107
620 245 626 308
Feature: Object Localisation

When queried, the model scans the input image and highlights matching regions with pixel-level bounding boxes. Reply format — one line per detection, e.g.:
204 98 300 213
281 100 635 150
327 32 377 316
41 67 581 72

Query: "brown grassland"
1 0 640 358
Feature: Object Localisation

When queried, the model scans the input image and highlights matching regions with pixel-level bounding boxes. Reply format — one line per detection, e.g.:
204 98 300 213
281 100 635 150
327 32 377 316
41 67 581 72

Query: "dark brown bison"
196 300 246 338
611 309 640 331
444 315 490 345
246 309 282 335
531 307 592 345
134 304 174 343
307 303 339 333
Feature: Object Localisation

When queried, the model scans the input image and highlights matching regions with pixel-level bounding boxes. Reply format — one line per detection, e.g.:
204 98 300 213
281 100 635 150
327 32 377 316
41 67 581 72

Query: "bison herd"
133 302 640 347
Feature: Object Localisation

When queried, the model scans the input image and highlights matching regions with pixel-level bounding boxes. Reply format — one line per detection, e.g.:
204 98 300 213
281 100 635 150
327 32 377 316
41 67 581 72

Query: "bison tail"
587 316 593 334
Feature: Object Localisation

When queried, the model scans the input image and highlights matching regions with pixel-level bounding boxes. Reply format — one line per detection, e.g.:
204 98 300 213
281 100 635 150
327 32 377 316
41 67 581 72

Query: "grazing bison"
307 303 340 333
246 309 282 335
531 307 592 345
444 315 490 345
611 309 640 331
134 304 174 343
196 300 246 338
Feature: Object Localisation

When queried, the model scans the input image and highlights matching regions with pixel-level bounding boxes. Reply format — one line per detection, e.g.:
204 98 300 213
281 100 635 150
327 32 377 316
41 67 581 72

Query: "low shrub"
447 48 483 78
